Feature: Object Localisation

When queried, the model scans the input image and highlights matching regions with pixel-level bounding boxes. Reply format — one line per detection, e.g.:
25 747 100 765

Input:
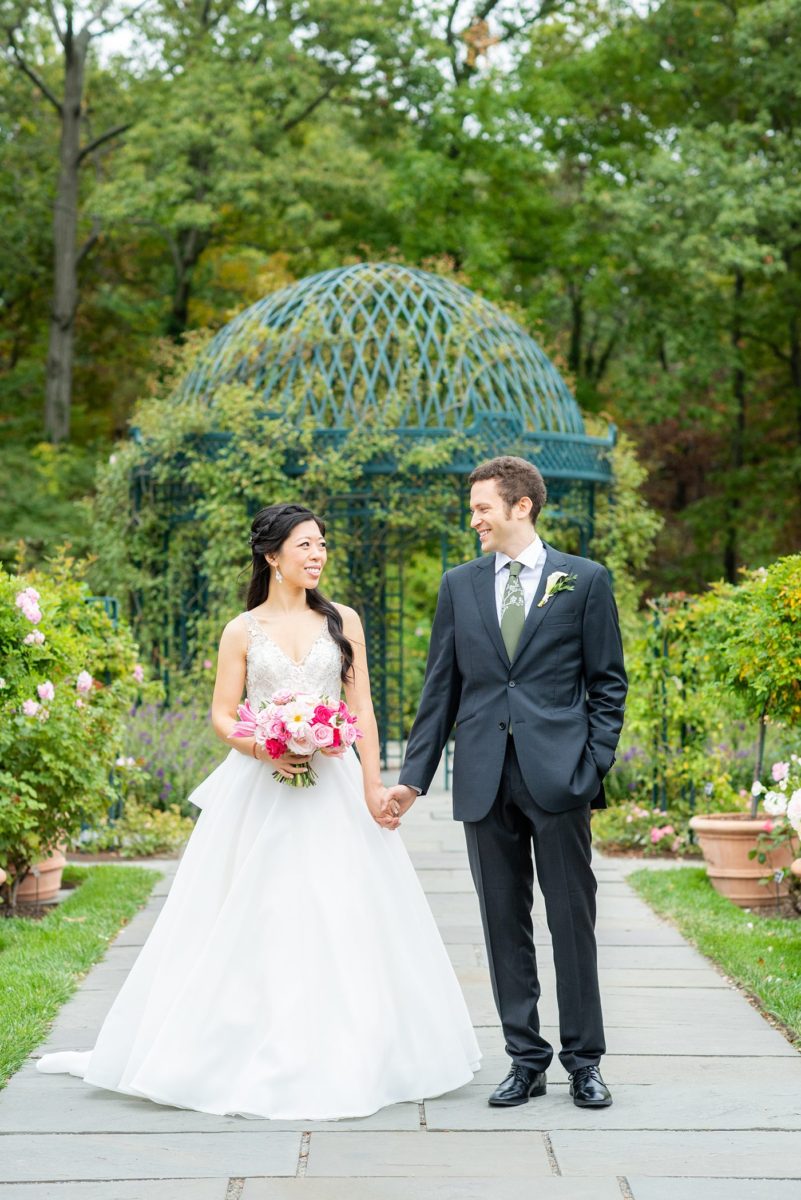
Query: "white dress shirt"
494 534 547 623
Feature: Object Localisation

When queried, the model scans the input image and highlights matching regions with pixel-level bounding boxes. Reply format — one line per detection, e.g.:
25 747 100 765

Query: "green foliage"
0 555 161 907
0 864 159 1085
588 425 664 636
72 800 194 858
0 442 101 568
690 557 801 730
630 867 801 1044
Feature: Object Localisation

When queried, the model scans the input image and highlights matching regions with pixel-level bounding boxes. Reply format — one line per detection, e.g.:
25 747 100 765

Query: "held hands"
381 784 418 827
364 783 415 830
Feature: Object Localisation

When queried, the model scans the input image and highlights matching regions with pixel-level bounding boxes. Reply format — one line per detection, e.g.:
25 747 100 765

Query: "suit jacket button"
498 721 506 730
509 680 516 687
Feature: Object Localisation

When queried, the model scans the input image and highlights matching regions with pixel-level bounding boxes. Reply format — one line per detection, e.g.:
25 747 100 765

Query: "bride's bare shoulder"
219 613 250 650
333 603 364 637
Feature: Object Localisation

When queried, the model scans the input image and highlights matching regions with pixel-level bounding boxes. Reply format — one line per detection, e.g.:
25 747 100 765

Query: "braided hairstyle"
246 503 354 683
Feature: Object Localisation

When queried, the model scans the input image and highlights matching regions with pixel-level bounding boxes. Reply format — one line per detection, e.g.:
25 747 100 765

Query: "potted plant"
689 555 801 908
0 555 159 913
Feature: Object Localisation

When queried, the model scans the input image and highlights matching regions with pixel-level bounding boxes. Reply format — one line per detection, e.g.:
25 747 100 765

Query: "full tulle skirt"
37 748 480 1119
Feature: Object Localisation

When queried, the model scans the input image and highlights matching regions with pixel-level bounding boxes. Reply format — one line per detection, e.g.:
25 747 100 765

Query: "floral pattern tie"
500 561 525 661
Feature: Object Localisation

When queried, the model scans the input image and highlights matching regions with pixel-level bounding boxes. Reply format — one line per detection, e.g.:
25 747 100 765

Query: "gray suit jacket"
399 543 627 821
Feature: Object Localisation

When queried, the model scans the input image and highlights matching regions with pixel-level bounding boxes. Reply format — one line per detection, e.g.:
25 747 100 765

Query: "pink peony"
22 699 40 716
37 680 55 702
310 722 335 748
132 663 145 683
771 761 790 783
264 716 289 742
264 738 286 760
76 670 93 693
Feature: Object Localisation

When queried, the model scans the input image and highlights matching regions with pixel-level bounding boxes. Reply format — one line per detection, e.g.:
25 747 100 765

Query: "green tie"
500 561 525 661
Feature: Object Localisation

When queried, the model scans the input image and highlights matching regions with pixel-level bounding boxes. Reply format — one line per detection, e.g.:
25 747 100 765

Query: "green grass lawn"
629 867 801 1047
0 864 160 1087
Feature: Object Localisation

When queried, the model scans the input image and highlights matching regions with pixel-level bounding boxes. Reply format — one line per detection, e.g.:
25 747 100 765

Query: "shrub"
0 555 161 909
119 694 228 815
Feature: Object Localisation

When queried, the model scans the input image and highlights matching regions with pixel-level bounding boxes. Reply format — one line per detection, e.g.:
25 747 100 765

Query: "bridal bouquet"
230 691 362 788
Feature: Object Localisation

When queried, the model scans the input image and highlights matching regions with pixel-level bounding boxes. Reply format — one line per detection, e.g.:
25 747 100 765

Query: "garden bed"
629 866 801 1047
0 864 160 1087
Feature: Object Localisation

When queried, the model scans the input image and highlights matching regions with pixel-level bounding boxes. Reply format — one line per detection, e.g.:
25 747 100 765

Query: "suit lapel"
510 543 569 667
470 555 510 666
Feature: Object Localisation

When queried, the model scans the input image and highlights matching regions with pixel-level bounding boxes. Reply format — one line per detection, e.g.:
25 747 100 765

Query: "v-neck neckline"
247 615 328 667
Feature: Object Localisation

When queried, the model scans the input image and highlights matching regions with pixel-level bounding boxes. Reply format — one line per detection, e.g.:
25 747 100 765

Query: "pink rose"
133 663 145 683
37 680 55 702
341 722 358 747
271 690 294 705
762 820 775 832
662 825 675 836
650 827 664 844
76 670 93 693
310 723 335 748
771 762 790 783
22 699 40 716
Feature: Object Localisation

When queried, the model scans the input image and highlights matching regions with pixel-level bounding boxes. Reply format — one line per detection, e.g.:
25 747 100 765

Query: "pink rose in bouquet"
230 691 362 787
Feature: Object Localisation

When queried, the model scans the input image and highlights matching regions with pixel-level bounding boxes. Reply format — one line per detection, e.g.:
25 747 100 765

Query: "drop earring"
275 565 283 584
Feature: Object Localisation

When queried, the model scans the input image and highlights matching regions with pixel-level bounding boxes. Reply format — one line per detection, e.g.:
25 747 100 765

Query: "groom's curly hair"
468 456 547 524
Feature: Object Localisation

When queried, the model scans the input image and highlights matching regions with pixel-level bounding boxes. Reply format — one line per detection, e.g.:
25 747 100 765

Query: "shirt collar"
495 533 544 575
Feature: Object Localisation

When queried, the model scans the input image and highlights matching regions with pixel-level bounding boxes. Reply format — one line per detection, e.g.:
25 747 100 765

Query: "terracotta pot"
15 846 68 904
689 813 798 909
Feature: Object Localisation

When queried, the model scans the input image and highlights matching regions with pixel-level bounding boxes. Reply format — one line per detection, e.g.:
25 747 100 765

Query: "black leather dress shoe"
488 1064 547 1107
569 1065 612 1107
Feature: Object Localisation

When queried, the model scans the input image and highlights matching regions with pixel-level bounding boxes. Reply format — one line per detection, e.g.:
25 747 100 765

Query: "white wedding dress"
37 613 480 1119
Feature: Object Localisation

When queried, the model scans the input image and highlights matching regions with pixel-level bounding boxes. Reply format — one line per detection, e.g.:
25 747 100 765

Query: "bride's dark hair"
246 503 354 683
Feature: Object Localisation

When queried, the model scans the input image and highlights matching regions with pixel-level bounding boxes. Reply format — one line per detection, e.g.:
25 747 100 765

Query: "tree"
2 0 143 441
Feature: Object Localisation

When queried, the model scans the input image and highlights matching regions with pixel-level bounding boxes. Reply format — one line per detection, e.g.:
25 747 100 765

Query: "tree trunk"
167 226 208 338
723 270 746 584
568 282 583 375
44 27 89 443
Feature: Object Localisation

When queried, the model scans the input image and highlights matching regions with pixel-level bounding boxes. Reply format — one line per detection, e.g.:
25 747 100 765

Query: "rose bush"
0 555 161 910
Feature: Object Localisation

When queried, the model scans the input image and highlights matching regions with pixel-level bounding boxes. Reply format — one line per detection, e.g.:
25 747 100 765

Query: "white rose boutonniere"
537 570 578 608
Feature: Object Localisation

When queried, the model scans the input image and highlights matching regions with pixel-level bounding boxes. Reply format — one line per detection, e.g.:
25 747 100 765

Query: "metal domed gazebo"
141 262 615 762
184 261 612 488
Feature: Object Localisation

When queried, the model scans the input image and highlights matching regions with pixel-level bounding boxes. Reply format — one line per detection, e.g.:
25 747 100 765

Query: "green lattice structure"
138 262 614 763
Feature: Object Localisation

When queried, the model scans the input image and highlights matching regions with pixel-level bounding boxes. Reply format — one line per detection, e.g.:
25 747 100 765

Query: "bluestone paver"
1 774 798 1196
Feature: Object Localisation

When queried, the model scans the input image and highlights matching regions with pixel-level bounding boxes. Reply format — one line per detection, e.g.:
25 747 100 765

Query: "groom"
385 456 627 1108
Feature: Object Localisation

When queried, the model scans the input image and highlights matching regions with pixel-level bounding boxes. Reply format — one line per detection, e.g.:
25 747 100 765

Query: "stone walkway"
2 783 800 1199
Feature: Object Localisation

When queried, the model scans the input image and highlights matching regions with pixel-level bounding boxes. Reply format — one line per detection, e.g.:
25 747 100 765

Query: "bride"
37 501 480 1119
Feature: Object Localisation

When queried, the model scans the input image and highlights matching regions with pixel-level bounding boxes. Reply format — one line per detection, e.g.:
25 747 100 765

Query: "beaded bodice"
243 612 343 707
